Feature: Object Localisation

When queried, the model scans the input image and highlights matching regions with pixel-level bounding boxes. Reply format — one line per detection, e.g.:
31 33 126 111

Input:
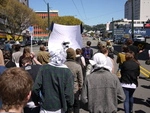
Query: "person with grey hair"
81 53 125 113
32 48 74 113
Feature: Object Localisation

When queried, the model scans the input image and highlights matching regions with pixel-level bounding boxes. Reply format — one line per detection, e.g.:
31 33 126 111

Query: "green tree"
0 0 7 7
0 0 43 40
42 16 82 33
51 16 82 25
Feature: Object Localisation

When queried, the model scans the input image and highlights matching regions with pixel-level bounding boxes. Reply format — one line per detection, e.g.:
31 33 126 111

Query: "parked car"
134 35 145 42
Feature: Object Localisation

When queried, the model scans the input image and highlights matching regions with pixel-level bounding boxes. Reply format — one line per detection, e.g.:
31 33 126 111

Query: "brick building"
33 10 58 40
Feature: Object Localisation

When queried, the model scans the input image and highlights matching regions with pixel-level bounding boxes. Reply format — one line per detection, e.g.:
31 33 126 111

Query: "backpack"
83 47 92 60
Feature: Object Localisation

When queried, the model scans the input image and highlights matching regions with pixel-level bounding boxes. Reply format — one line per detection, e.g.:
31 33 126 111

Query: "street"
31 37 150 113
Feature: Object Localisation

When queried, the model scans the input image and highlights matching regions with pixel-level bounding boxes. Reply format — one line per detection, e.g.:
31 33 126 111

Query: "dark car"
25 40 37 46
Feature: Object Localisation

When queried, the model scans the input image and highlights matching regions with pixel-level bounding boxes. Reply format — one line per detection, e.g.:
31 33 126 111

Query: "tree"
0 0 7 7
50 16 82 25
0 0 43 40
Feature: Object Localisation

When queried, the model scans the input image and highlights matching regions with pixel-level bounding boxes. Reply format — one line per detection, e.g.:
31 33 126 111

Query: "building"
33 10 58 40
125 0 150 20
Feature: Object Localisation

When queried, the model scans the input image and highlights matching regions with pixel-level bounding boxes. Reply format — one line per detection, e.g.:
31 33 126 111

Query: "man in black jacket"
22 57 42 113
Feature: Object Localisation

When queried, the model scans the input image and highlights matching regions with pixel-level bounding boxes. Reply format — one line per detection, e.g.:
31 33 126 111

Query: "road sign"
28 26 34 34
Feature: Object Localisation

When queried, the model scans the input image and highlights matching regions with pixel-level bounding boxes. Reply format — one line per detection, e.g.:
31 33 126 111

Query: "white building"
107 19 147 31
125 0 150 20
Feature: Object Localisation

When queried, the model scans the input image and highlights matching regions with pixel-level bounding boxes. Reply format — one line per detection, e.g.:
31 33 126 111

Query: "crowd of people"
0 38 149 113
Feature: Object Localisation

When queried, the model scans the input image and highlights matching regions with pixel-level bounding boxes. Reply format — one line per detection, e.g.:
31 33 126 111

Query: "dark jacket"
32 64 74 112
120 60 140 87
22 64 42 82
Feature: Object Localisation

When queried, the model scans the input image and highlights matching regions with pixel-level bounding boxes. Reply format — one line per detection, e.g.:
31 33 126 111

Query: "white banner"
48 23 83 51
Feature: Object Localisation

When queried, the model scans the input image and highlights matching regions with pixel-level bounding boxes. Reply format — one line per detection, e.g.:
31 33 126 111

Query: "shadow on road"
141 85 150 89
139 76 150 81
134 110 146 113
133 97 150 107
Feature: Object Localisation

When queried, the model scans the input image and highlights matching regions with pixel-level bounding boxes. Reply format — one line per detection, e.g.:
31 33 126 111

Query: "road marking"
140 66 150 78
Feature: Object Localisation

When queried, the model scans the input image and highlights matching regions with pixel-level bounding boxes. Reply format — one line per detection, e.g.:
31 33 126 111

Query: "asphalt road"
31 37 150 113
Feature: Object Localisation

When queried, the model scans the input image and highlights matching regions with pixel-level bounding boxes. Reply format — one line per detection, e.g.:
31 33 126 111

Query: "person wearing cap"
32 48 74 113
81 53 125 113
65 48 83 113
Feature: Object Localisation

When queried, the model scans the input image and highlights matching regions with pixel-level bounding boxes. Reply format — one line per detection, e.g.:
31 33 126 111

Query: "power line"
71 0 83 19
80 0 87 19
42 0 47 4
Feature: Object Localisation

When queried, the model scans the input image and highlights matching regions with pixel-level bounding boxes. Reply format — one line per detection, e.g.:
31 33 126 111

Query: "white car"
134 35 145 42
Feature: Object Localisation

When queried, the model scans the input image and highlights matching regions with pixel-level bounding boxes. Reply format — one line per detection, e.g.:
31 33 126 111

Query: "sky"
29 0 127 26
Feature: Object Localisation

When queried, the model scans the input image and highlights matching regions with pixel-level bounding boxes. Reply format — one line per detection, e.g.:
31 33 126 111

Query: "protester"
3 40 12 53
81 53 125 113
120 52 140 113
75 48 86 78
37 45 50 65
0 50 6 75
117 44 130 67
3 51 16 68
101 46 115 73
22 57 42 113
0 67 33 113
96 41 104 53
82 41 93 65
19 46 41 67
32 48 74 113
0 49 4 66
65 48 83 113
126 38 143 60
12 42 22 67
106 40 114 59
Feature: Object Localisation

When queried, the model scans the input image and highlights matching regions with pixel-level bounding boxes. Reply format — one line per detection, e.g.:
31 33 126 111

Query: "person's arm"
32 57 42 65
116 53 120 64
81 56 86 67
77 65 83 90
116 77 125 103
31 52 42 65
81 77 88 104
65 69 74 107
32 68 43 105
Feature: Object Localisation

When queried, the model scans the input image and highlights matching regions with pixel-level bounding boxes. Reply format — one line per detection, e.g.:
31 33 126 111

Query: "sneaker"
146 99 150 106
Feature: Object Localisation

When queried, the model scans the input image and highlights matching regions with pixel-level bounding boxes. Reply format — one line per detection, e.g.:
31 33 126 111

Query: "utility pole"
47 3 50 32
112 18 114 39
131 0 134 39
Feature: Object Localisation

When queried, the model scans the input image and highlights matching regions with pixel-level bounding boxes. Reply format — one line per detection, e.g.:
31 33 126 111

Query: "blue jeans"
123 87 135 113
